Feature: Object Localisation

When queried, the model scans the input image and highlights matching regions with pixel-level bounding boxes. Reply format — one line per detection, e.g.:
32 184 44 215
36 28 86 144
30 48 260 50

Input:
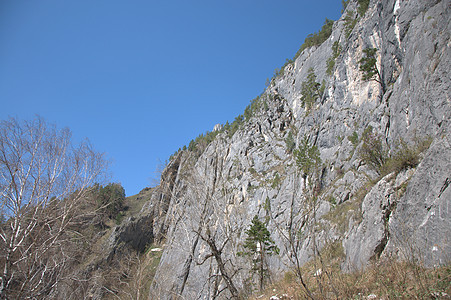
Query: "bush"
169 148 182 161
97 183 126 220
359 127 432 177
285 131 296 153
294 136 322 178
380 137 432 176
248 258 450 299
359 47 385 93
344 10 358 38
280 58 295 76
359 48 379 81
357 0 370 17
244 96 265 121
319 79 326 97
347 131 359 146
294 18 334 60
271 173 281 189
186 129 222 157
326 41 342 75
358 126 387 174
229 115 244 137
300 68 322 111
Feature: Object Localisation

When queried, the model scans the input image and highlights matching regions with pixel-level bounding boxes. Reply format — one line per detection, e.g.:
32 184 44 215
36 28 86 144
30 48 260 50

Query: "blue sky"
1 0 342 196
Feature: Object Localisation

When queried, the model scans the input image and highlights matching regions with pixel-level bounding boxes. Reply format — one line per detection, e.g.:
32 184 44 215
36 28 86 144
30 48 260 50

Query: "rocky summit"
67 0 451 298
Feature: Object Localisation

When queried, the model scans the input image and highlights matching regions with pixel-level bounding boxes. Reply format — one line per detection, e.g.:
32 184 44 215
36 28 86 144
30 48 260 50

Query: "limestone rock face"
343 169 415 271
387 135 451 266
108 0 450 298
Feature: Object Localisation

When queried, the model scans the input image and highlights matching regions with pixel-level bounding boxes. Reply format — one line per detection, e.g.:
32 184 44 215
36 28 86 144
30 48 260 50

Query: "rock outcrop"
108 0 450 298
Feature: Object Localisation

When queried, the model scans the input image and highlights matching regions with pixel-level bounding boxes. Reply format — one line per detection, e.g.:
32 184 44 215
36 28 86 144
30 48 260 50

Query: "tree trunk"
260 245 264 291
204 232 240 299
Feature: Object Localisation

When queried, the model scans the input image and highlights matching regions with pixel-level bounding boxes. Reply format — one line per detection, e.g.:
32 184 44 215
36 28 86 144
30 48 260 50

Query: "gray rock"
386 134 451 267
343 170 413 271
142 0 451 298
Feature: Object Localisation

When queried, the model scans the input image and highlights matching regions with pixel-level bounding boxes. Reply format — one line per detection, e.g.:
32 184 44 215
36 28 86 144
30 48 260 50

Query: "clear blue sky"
1 0 342 196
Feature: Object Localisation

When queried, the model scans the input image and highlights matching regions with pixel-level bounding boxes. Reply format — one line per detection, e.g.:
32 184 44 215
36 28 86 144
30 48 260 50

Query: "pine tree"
294 136 322 179
285 131 296 153
239 215 279 290
300 68 321 111
359 48 385 93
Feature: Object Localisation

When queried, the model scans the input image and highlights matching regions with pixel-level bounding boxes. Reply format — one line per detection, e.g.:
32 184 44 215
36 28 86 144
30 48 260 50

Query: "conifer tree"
239 215 279 290
300 68 322 111
359 48 385 93
294 136 322 180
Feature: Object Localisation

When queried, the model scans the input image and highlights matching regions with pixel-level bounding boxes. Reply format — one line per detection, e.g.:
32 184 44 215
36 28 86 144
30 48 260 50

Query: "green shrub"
358 126 387 174
327 195 337 206
380 137 432 176
244 96 264 121
357 0 370 17
274 18 335 80
344 10 358 38
359 47 385 92
300 68 322 111
96 183 126 220
285 131 296 153
169 147 183 161
187 129 222 157
326 41 342 75
359 127 432 177
229 115 244 137
294 136 322 178
263 196 271 212
319 79 326 98
294 18 334 60
280 58 295 76
347 131 359 146
115 211 126 225
271 173 281 189
359 48 380 81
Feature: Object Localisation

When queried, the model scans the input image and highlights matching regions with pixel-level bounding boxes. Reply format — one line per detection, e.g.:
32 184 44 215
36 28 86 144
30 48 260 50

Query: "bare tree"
194 218 242 299
274 152 340 300
0 116 108 299
159 152 242 299
273 170 316 300
190 155 242 299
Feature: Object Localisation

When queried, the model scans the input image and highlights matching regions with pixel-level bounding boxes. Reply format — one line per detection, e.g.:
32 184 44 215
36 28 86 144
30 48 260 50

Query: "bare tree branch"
0 116 108 299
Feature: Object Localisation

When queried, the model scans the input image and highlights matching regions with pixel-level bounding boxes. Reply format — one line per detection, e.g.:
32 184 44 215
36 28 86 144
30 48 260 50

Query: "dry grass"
123 187 154 217
249 257 450 300
103 245 163 300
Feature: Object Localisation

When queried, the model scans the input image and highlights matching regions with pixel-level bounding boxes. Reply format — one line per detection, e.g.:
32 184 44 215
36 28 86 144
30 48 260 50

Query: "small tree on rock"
294 136 322 181
285 131 296 153
238 215 279 291
358 126 387 175
359 48 385 93
300 68 322 111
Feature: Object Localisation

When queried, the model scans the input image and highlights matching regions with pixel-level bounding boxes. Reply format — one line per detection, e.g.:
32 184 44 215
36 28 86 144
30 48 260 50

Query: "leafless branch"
0 116 108 299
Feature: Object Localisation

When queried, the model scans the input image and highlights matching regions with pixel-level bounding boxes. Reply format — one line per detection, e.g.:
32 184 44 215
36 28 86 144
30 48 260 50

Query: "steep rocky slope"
111 0 450 298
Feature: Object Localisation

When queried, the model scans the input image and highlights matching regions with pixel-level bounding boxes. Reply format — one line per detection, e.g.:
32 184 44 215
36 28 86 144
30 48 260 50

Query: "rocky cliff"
115 0 450 298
